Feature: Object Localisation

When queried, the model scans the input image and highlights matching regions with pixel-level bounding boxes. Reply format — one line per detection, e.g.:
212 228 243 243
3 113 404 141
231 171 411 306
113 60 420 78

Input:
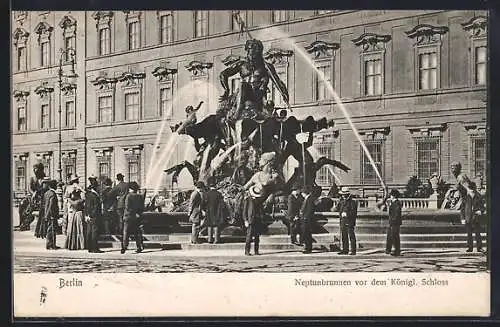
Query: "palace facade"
11 10 488 197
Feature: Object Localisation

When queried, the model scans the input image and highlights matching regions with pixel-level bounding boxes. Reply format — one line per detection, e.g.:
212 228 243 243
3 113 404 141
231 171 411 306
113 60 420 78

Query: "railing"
327 197 437 211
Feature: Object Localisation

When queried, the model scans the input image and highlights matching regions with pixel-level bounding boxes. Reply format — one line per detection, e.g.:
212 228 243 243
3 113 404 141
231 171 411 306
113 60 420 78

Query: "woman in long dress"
64 189 85 250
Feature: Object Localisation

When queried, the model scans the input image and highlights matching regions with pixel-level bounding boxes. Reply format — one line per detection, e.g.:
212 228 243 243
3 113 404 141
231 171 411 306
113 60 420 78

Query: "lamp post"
56 47 78 210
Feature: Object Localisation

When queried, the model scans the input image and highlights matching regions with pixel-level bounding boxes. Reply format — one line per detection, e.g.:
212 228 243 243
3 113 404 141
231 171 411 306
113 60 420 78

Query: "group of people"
30 168 146 254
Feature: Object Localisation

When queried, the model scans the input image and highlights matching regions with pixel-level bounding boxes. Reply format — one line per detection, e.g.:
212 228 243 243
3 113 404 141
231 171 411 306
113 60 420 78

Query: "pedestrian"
100 178 115 235
62 175 84 235
204 180 225 244
335 186 358 255
35 177 52 239
84 180 104 253
300 185 322 254
121 181 145 254
65 188 86 250
109 173 129 235
43 179 60 250
243 184 265 255
286 186 304 245
189 181 206 244
467 181 485 252
450 161 482 252
377 188 403 256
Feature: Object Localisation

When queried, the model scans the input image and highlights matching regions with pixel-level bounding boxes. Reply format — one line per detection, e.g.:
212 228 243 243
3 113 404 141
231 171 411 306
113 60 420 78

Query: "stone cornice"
91 75 118 89
117 71 146 87
305 41 339 59
352 33 391 52
185 60 213 76
34 21 54 36
60 82 77 95
462 16 488 38
34 83 55 98
405 24 449 45
152 65 178 82
13 90 30 101
264 48 294 64
59 15 77 30
13 27 30 45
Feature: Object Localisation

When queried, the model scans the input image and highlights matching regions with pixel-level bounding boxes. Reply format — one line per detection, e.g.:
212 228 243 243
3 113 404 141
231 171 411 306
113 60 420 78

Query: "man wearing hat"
287 186 304 245
335 186 358 255
243 184 265 255
377 188 403 256
34 177 51 239
43 179 60 250
189 181 206 244
204 179 225 244
299 185 322 254
121 181 145 254
109 173 129 235
450 161 483 252
85 181 104 253
101 178 115 235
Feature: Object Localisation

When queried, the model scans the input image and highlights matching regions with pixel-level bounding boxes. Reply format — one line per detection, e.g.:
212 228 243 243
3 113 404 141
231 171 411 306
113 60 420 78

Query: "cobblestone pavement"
14 253 488 273
14 232 488 273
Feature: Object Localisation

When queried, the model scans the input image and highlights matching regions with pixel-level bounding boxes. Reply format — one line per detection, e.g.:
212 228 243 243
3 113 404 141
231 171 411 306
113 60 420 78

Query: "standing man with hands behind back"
109 173 129 235
335 186 358 255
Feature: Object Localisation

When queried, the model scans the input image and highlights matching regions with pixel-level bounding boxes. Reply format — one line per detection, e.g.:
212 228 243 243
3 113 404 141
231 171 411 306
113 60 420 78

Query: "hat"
195 181 206 189
88 174 97 181
450 161 462 169
103 178 113 186
41 176 51 183
47 179 58 189
249 184 265 199
259 152 276 168
128 181 140 192
70 175 80 183
339 186 350 195
116 173 125 180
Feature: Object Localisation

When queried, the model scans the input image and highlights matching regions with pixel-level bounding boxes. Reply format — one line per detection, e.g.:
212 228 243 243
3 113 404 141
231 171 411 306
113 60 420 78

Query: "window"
99 162 110 181
159 87 173 117
39 156 51 177
418 52 437 90
125 92 140 120
128 161 139 183
160 13 174 44
475 46 487 85
361 141 383 184
315 63 331 101
98 95 113 123
17 46 26 71
41 104 49 129
63 153 76 180
40 41 49 67
472 137 486 178
99 27 111 55
65 101 75 127
272 10 288 23
365 59 382 95
17 106 26 131
64 36 76 61
315 141 334 187
128 21 140 50
415 137 440 180
194 11 208 37
16 164 26 191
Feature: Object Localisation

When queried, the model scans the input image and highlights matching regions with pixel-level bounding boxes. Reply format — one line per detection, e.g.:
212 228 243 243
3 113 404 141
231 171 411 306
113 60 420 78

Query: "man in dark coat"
85 182 104 253
243 185 265 255
43 179 60 250
377 188 403 256
205 180 225 244
286 187 304 245
100 178 115 235
109 173 129 235
451 161 482 252
189 181 206 244
121 182 145 254
300 185 321 254
335 186 358 255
